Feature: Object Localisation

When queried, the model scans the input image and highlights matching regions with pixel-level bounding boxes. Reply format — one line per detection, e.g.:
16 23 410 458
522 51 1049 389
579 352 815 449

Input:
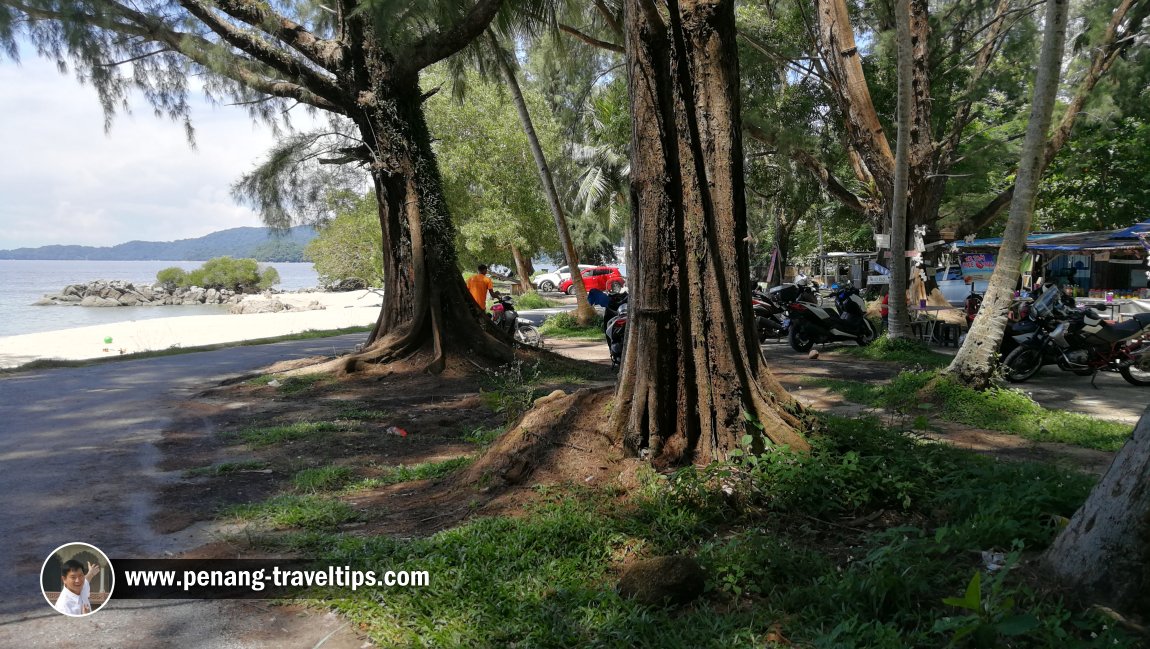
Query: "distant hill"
0 226 317 262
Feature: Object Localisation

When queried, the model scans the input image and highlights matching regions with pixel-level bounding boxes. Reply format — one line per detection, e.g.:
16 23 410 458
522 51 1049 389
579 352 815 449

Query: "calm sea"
0 260 321 338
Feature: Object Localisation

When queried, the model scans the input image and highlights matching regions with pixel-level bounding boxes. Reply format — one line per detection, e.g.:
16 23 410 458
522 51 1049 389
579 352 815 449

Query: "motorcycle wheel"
788 325 814 353
856 320 877 347
1002 347 1043 383
1119 351 1150 386
539 280 556 292
514 323 542 347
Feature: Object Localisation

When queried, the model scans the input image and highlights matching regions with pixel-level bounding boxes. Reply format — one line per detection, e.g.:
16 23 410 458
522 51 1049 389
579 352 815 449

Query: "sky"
0 56 318 250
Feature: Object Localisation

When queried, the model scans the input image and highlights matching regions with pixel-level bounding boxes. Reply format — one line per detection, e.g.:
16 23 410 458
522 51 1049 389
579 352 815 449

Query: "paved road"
0 334 370 648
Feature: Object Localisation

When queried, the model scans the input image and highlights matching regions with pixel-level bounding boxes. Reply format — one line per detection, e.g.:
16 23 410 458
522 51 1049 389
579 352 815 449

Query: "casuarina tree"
1 0 522 372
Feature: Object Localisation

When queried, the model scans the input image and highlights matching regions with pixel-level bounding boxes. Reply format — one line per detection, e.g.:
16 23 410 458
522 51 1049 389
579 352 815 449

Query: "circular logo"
41 542 114 617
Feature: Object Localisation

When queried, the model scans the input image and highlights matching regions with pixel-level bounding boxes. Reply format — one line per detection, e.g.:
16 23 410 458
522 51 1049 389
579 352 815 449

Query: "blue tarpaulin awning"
954 220 1149 253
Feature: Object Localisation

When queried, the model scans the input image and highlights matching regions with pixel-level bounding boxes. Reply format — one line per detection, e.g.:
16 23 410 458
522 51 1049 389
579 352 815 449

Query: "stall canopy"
954 219 1150 253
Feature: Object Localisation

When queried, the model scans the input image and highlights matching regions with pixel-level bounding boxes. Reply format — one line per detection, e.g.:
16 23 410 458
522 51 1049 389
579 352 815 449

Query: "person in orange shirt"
466 264 495 309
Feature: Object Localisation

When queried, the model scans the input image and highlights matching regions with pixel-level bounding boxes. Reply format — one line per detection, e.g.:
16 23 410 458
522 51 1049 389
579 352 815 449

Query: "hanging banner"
960 253 996 280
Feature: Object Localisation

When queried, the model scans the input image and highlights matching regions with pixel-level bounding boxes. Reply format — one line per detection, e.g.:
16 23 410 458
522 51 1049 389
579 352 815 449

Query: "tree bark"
610 0 808 466
510 245 534 295
813 0 896 207
887 0 914 341
945 0 1070 388
347 72 513 373
1043 405 1150 619
494 43 598 326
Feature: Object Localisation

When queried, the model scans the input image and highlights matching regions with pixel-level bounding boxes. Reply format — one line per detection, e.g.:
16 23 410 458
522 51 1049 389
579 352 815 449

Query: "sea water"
0 260 320 337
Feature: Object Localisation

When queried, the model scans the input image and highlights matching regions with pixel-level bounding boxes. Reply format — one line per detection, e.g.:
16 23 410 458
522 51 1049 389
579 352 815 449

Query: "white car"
533 264 595 292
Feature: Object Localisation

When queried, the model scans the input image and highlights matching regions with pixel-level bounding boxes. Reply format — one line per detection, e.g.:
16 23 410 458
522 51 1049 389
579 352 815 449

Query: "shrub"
155 266 187 290
157 257 281 292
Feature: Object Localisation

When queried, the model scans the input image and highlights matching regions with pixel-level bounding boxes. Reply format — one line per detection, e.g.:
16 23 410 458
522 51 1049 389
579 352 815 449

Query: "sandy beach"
0 290 380 369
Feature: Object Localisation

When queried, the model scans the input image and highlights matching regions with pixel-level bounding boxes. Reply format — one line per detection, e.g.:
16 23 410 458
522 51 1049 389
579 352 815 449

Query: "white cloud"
0 57 321 250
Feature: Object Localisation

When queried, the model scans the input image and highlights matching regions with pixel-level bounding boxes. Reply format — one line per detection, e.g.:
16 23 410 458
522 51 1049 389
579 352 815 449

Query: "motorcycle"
785 283 877 353
1002 287 1150 385
588 289 629 369
751 288 788 342
490 292 542 346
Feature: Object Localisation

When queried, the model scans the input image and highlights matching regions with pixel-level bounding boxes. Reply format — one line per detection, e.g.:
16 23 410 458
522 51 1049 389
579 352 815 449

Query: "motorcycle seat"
1093 315 1150 343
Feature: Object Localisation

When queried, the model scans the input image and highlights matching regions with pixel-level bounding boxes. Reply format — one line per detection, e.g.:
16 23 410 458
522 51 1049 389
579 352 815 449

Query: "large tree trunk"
814 0 895 207
363 171 414 345
1043 405 1150 619
945 0 1070 389
886 0 914 341
347 72 513 373
609 0 807 466
495 46 598 326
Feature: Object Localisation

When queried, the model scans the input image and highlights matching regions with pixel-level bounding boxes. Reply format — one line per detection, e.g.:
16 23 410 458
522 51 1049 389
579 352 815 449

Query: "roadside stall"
953 220 1150 319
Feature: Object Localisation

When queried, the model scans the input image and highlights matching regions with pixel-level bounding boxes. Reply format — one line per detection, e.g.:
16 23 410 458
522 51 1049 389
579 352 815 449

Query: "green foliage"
344 457 473 491
538 311 604 339
809 371 1133 451
226 495 358 531
423 68 561 269
479 361 542 422
262 417 1129 647
1037 117 1150 231
259 266 280 290
160 256 281 292
463 425 504 446
293 466 354 493
304 192 385 287
236 421 350 447
156 267 187 290
835 335 952 368
513 292 558 310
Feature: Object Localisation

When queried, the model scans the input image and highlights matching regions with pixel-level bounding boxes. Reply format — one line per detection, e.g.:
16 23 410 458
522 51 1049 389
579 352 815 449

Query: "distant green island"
0 226 316 262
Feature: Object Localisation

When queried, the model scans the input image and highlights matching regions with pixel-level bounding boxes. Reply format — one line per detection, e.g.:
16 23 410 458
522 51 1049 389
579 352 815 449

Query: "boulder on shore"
34 280 242 308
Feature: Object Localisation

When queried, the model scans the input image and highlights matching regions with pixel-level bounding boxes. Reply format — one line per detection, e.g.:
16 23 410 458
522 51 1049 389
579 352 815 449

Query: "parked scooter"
490 292 542 346
1002 287 1150 385
752 288 788 342
785 283 877 352
588 289 629 369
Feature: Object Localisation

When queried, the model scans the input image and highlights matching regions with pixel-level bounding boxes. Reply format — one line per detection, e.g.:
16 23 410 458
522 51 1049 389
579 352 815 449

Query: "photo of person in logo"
41 543 113 617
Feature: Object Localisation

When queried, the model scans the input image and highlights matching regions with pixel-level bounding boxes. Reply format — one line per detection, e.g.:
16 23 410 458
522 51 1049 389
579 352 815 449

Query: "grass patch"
293 466 354 493
225 494 358 531
334 407 390 421
185 460 268 477
237 420 350 447
811 370 1133 451
245 374 330 396
834 335 952 368
463 426 505 446
538 311 605 339
344 457 473 491
272 417 1129 648
514 292 559 310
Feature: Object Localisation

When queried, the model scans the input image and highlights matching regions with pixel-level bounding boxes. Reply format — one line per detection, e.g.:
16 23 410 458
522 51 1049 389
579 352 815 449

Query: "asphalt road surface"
0 334 371 649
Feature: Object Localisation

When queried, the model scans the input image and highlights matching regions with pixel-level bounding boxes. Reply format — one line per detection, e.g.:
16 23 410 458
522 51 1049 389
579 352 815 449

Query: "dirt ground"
153 336 1125 566
153 346 626 552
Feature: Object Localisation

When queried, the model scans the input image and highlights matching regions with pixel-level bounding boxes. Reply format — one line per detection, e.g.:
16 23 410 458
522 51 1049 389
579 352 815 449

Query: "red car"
559 266 626 294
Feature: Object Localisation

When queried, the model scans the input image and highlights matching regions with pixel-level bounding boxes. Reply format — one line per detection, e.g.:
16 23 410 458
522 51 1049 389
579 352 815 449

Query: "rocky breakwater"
34 280 246 307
